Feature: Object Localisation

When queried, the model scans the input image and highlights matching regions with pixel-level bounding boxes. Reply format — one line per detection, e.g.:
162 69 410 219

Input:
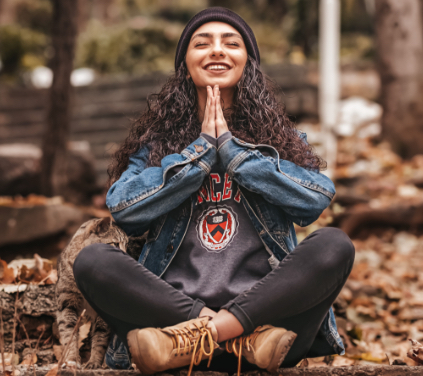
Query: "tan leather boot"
226 325 297 376
127 317 219 375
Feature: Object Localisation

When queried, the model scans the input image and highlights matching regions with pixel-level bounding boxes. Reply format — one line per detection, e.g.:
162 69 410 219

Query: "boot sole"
127 329 157 375
266 330 297 373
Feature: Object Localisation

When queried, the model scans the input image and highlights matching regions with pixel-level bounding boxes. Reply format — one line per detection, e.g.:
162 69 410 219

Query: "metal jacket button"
194 145 203 152
166 244 173 253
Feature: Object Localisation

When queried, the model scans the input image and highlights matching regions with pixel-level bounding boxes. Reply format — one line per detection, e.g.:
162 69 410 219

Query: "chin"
203 81 236 89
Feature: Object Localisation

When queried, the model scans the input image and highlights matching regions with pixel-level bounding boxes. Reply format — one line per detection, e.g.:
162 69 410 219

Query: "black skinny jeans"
73 227 355 371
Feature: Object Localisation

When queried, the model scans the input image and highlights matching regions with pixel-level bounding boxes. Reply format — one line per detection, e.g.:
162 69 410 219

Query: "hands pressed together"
201 85 230 138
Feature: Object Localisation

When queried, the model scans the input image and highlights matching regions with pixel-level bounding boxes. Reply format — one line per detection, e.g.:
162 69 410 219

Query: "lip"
203 63 232 72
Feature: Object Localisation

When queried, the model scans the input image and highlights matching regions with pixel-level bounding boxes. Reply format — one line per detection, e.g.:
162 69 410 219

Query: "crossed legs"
73 227 354 368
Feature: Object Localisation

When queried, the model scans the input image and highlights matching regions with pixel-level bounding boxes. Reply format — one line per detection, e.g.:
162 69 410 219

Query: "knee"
313 227 355 272
73 243 110 285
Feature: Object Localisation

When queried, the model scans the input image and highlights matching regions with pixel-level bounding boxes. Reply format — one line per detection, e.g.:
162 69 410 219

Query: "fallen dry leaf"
45 364 58 376
301 357 328 368
20 352 37 366
44 269 58 285
3 370 21 376
297 358 308 367
331 356 355 367
7 254 54 284
34 253 52 280
0 353 19 366
407 339 423 365
0 260 15 284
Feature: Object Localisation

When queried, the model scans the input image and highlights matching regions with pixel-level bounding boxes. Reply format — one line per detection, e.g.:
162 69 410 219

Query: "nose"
210 39 225 58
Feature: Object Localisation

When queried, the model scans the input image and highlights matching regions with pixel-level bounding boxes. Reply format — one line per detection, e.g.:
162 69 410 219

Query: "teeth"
206 65 229 70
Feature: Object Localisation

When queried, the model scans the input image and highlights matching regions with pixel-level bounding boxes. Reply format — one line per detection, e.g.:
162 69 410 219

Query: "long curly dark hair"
107 56 326 186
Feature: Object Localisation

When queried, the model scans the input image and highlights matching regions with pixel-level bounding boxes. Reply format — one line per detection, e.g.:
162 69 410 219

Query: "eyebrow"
191 32 242 41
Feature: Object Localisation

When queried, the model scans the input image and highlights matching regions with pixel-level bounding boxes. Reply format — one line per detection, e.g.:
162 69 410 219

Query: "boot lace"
167 320 216 376
226 327 261 376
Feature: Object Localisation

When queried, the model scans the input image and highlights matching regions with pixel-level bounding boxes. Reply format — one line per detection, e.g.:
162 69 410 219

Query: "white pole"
319 0 340 179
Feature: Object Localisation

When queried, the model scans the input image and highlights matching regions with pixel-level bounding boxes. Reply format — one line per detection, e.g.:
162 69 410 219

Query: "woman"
73 7 355 375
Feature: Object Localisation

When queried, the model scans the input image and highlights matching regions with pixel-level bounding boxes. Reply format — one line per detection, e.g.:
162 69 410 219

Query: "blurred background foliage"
0 0 375 83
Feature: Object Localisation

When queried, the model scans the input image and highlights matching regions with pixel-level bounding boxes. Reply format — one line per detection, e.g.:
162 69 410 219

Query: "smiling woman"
73 6 355 376
185 22 248 126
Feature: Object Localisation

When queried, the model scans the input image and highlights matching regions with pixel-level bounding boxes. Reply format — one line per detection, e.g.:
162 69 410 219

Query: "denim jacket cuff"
218 137 254 177
182 136 217 175
200 133 217 148
217 131 232 148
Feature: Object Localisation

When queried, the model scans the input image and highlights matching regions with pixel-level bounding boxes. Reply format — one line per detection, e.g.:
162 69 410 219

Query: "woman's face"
185 22 248 90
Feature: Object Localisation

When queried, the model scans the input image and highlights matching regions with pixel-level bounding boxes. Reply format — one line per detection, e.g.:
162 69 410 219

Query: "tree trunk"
375 0 423 158
40 0 78 196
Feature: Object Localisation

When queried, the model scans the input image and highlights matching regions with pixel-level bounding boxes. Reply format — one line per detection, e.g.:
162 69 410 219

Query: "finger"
216 95 223 125
203 86 210 124
211 94 217 130
217 90 222 112
216 94 229 137
210 94 216 119
214 85 219 98
207 86 214 123
203 86 218 137
217 89 223 112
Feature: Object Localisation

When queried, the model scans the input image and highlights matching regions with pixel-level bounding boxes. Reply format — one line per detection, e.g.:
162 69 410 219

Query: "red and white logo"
197 206 238 252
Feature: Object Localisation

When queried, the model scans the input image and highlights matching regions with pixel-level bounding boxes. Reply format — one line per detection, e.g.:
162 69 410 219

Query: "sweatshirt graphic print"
196 172 241 252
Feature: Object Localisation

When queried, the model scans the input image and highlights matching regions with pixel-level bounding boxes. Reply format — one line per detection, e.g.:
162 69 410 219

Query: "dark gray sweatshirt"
162 132 273 308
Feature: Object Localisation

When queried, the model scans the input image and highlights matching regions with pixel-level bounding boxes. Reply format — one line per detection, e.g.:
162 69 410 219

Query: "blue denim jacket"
105 132 344 369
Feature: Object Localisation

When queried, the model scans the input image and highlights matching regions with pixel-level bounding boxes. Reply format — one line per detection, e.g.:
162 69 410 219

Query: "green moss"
0 25 48 75
75 19 183 74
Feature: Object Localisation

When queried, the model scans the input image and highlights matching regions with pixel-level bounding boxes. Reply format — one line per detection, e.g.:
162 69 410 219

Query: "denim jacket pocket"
137 214 168 264
146 214 168 243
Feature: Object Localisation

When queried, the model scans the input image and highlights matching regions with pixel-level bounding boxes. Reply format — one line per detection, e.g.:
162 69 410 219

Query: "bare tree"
41 0 78 196
375 0 423 158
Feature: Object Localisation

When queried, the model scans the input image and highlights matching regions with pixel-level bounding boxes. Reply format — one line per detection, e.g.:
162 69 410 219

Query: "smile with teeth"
206 65 230 70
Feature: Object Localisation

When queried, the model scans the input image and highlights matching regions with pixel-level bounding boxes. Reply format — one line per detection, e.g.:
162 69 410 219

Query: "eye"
195 43 208 47
227 42 240 46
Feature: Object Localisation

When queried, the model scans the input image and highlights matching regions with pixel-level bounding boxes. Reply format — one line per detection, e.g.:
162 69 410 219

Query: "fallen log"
0 198 90 247
0 284 56 342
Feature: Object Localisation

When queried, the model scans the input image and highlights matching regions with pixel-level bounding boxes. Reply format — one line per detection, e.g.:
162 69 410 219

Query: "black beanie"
174 7 260 70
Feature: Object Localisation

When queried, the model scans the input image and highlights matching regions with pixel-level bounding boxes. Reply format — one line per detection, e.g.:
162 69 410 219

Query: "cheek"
189 68 206 86
186 50 204 70
233 57 247 79
186 54 205 81
231 52 247 71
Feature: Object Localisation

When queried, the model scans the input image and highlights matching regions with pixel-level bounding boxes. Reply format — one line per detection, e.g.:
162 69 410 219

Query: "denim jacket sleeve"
218 132 336 227
106 136 217 235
